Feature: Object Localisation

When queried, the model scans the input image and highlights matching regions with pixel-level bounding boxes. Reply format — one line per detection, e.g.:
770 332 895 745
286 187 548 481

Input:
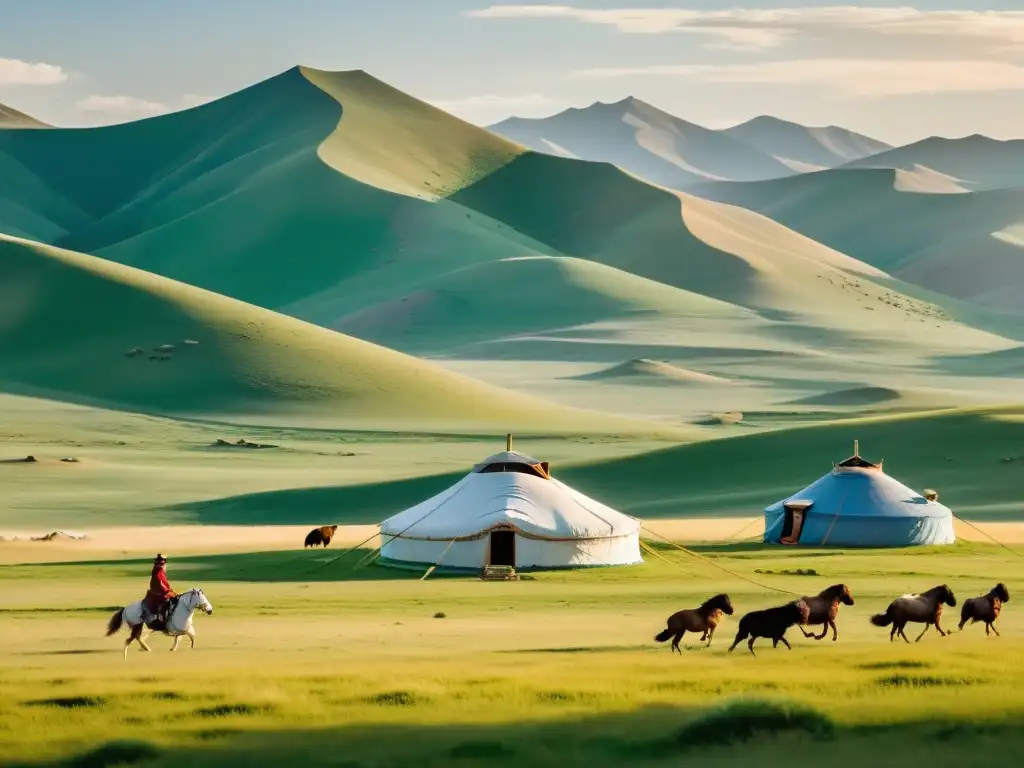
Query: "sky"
1 1 1022 144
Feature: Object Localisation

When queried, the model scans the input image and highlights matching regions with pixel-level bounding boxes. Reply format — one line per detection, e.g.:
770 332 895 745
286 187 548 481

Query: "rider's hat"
154 553 167 563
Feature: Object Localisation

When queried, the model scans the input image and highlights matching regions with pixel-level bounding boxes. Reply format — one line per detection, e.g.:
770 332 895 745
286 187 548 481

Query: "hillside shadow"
11 702 1024 768
165 472 460 525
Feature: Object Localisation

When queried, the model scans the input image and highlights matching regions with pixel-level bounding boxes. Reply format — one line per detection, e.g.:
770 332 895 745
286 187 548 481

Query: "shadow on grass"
29 549 445 583
11 699 1024 768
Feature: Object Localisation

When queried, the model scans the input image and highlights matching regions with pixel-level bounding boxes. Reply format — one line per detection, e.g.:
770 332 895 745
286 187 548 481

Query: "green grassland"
1 543 1023 767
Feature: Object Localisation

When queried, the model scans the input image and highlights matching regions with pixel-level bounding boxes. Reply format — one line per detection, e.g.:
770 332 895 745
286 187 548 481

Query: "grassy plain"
1 543 1023 767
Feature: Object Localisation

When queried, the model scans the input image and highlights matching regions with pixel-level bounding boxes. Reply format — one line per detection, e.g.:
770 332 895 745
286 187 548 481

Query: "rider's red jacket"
144 563 176 610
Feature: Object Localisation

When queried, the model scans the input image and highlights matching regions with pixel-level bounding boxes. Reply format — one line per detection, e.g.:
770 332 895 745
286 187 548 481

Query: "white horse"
106 588 214 658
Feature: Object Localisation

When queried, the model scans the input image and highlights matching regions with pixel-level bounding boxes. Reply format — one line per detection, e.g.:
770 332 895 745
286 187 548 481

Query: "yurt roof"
380 467 639 541
765 465 952 519
472 451 543 471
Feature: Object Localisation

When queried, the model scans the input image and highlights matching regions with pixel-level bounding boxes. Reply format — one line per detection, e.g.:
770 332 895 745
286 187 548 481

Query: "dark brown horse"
728 600 810 656
871 584 956 642
959 583 1009 636
654 593 734 652
798 584 854 642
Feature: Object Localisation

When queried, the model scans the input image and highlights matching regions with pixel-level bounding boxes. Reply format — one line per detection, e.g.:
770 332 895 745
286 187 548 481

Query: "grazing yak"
304 525 338 548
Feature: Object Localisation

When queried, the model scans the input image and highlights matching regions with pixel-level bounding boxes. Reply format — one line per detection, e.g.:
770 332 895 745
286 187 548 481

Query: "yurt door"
489 530 515 566
781 503 809 545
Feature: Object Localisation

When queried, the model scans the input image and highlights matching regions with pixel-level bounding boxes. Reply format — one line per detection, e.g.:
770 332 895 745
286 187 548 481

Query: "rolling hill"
721 116 891 172
489 98 794 188
0 233 680 435
840 134 1024 191
0 64 1018 426
0 102 48 129
691 169 1024 313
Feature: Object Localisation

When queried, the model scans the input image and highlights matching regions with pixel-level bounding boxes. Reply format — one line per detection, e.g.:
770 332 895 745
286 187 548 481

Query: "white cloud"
574 59 1024 97
468 6 1024 53
76 94 169 119
429 93 555 110
0 57 68 85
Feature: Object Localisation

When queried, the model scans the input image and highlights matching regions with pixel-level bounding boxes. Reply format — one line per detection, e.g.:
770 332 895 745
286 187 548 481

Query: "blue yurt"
764 442 956 547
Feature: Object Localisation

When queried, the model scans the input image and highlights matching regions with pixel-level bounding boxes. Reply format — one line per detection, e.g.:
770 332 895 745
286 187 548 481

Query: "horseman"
143 553 178 629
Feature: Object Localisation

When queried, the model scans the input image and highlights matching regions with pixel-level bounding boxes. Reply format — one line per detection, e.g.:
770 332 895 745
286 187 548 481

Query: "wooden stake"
506 433 512 451
854 439 859 456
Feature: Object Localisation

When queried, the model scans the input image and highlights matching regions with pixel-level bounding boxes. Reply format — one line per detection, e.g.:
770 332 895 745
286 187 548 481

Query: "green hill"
0 65 1018 424
0 233 681 435
332 255 753 354
692 169 1024 313
174 406 1024 525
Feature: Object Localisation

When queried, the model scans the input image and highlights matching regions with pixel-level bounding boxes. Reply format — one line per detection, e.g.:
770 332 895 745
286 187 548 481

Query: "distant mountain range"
490 101 892 186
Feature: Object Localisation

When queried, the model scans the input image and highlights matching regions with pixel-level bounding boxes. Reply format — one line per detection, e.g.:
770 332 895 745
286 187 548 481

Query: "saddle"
144 596 180 632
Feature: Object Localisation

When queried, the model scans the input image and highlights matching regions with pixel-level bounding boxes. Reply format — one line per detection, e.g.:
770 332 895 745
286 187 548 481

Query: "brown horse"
654 593 734 652
870 584 956 642
728 600 810 656
959 583 1009 636
798 584 854 642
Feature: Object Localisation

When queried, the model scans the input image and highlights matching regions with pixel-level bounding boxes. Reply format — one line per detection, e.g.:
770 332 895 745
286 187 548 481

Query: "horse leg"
779 635 793 650
137 628 152 652
829 619 838 642
706 626 716 648
728 629 748 653
889 624 897 642
897 623 911 643
747 637 757 656
124 625 138 659
772 638 779 648
935 616 948 637
989 622 1000 637
814 623 828 641
671 632 684 654
170 635 180 652
915 623 931 642
799 624 815 638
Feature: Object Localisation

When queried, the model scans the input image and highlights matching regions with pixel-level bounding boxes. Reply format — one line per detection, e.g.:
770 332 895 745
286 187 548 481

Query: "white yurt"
378 445 642 572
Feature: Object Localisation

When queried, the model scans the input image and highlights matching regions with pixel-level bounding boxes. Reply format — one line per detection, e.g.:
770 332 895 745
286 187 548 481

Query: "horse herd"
655 582 1010 655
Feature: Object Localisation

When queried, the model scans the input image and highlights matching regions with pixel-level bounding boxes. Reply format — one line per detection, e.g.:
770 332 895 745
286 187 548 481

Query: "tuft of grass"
875 675 984 688
193 703 273 718
433 611 447 619
673 700 835 749
365 691 426 707
25 696 105 709
754 568 819 576
857 661 932 671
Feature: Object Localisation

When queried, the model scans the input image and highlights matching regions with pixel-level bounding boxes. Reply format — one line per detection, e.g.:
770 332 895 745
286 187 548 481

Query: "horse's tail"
870 606 893 627
654 628 673 643
106 607 125 636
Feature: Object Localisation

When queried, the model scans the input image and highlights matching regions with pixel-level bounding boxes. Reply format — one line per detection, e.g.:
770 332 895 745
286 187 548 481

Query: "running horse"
870 584 956 642
106 588 214 658
654 593 735 652
798 584 854 642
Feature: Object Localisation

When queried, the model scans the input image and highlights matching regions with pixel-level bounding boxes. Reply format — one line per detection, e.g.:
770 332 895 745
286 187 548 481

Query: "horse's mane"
818 584 847 598
988 583 1010 601
700 593 729 611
